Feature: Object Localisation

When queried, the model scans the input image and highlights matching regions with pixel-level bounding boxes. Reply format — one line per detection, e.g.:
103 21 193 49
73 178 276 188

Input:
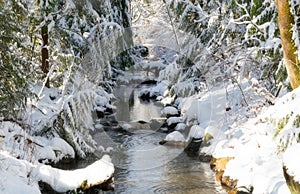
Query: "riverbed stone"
184 137 203 154
199 153 212 162
210 156 237 190
210 156 234 171
221 175 237 188
96 109 105 118
228 187 252 194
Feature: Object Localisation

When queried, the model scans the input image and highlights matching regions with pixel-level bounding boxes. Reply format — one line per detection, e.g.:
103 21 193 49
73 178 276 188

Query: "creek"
94 75 224 193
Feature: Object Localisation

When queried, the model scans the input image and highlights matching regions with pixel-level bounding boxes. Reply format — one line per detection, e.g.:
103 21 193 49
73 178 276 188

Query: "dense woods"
1 0 300 193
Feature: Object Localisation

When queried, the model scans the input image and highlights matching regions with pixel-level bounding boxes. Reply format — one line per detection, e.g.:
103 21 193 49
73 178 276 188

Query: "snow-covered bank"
0 151 114 193
150 76 300 193
0 81 116 193
209 87 300 193
0 121 74 164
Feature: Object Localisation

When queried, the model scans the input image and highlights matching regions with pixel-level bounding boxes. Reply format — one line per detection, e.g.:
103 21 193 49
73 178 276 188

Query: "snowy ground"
130 1 298 193
0 150 113 194
142 65 297 193
0 81 115 193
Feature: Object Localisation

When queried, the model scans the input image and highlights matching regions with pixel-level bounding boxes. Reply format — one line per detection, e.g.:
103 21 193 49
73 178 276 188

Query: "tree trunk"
276 0 300 89
41 25 50 88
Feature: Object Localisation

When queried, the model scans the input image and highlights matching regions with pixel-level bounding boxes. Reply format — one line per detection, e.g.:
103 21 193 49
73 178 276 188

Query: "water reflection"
114 84 161 123
100 83 225 193
102 127 223 194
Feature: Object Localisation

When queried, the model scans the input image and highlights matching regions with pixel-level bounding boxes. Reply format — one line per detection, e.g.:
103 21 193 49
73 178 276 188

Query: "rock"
199 153 212 162
159 131 186 147
221 175 237 188
184 137 203 155
228 187 252 194
162 106 180 118
210 156 234 171
137 120 148 124
165 131 185 142
166 117 182 129
139 90 151 100
96 109 105 118
186 125 204 142
283 165 300 194
105 106 114 114
210 156 238 191
159 140 185 146
140 80 157 85
34 155 115 193
175 123 186 131
215 170 224 183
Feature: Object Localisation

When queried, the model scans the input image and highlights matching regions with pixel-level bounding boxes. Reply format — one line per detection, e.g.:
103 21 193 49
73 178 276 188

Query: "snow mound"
165 131 185 142
0 121 75 163
187 125 204 141
32 155 114 192
166 117 182 126
175 123 186 131
162 106 179 116
283 143 300 183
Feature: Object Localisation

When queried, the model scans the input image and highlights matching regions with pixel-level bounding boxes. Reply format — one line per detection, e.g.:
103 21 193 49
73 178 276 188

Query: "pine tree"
0 0 30 118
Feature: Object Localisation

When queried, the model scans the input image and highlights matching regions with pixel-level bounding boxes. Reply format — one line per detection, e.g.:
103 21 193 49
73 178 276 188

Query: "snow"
175 122 186 131
154 76 300 193
0 79 115 192
283 143 300 183
162 106 179 116
32 155 114 192
187 125 204 141
2 0 300 193
0 151 40 194
0 121 75 163
166 116 182 126
207 86 300 193
139 81 169 99
222 136 290 194
165 131 185 142
0 151 114 193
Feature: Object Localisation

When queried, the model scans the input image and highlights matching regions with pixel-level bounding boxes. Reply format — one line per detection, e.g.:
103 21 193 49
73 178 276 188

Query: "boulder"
283 165 300 194
166 117 182 129
210 156 236 189
184 137 203 155
283 143 300 194
159 131 186 146
162 106 180 118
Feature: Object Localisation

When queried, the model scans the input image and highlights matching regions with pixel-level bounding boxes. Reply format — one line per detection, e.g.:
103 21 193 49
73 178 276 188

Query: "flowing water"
91 79 225 194
56 0 227 191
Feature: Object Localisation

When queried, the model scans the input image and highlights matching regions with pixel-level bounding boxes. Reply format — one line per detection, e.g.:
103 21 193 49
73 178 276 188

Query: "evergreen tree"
0 0 30 118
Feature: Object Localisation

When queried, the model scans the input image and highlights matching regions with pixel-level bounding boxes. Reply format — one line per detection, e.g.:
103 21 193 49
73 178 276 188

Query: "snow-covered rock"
166 117 182 127
162 106 179 118
283 143 300 183
187 125 204 142
32 155 114 192
165 131 185 142
175 123 186 131
0 151 114 193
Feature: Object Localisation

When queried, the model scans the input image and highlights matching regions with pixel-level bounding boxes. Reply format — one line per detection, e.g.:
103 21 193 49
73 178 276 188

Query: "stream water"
90 78 225 193
55 0 226 190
